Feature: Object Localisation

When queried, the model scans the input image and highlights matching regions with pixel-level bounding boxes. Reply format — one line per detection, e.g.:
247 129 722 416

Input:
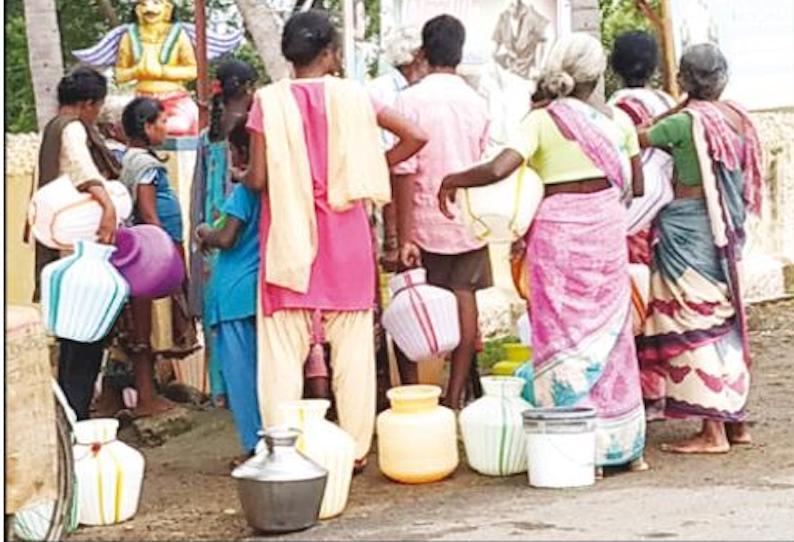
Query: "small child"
196 183 262 461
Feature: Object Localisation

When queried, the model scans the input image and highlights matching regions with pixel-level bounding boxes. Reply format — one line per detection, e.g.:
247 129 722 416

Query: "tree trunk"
97 0 120 27
234 0 291 81
23 0 65 130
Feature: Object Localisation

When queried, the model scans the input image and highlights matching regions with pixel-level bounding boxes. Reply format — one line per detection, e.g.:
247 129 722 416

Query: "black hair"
281 9 340 68
209 59 258 141
57 67 108 106
122 97 164 145
228 116 250 162
421 14 465 68
611 31 659 88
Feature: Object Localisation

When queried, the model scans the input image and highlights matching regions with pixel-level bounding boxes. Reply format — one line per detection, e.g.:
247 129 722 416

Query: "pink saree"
526 100 645 466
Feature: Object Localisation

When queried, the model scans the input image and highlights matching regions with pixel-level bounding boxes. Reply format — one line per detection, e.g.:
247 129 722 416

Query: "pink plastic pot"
110 225 185 299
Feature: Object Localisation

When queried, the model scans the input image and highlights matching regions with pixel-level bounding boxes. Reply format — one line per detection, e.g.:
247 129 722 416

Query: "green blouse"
648 113 701 186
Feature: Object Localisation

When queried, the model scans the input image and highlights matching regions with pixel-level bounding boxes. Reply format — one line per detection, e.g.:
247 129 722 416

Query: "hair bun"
542 71 576 98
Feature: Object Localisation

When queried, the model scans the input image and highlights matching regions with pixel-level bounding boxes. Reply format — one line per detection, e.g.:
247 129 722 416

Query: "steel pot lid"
231 427 327 483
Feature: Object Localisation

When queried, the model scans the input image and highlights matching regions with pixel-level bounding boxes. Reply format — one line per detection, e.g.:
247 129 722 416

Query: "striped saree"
638 104 760 421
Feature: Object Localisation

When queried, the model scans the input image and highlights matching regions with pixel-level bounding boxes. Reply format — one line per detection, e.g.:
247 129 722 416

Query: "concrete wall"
571 0 601 36
6 134 39 306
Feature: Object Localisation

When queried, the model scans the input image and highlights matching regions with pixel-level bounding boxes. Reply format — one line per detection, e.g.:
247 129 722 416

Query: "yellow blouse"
507 107 640 184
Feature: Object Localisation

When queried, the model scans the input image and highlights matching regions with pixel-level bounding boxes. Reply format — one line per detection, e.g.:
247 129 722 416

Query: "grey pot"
232 427 328 534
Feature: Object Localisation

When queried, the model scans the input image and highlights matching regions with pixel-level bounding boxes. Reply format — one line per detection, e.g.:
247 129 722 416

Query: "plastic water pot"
40 240 129 342
110 225 185 299
459 377 532 476
377 386 458 484
381 269 460 362
28 176 132 250
73 418 145 525
277 400 355 519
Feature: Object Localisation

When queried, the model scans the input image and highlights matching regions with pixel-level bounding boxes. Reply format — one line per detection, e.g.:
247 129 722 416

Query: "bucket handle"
526 423 596 469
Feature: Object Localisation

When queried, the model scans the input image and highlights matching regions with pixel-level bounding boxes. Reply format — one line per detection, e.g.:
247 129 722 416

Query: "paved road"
71 300 794 541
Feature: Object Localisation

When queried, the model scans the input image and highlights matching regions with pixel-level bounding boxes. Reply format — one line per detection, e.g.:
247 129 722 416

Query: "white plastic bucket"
522 407 596 488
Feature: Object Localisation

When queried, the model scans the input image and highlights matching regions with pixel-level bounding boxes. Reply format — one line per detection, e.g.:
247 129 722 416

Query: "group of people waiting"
34 8 761 476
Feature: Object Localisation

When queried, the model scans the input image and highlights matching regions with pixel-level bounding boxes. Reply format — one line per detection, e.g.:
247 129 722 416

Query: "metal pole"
342 0 355 78
195 0 210 130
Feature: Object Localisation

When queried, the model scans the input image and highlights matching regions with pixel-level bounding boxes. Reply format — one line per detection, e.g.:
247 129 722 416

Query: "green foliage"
5 13 37 133
4 0 259 133
477 336 521 369
599 0 662 96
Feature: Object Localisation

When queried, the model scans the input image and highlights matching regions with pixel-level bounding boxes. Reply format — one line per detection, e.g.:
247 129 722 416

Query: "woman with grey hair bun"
439 33 648 478
637 43 763 454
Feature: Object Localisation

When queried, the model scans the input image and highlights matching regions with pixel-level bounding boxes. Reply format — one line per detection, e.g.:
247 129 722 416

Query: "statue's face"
135 0 173 25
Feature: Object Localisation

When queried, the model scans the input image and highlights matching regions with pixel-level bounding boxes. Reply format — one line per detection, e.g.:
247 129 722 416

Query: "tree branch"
97 0 120 27
634 0 662 30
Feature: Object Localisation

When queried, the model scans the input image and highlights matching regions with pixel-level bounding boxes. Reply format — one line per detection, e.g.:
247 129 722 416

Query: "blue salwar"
212 318 261 452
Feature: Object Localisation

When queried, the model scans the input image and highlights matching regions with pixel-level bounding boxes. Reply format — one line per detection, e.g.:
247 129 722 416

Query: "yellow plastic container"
504 343 532 363
491 360 522 376
376 385 458 484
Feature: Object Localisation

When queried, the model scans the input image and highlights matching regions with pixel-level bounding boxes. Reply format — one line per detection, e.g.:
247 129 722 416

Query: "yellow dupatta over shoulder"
258 76 391 294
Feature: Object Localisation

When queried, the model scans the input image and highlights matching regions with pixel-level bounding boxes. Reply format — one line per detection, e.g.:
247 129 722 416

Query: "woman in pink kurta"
243 9 426 468
247 84 380 315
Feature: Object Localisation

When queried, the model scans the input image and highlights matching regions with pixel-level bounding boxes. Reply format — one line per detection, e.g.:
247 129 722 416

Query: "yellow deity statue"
74 0 243 137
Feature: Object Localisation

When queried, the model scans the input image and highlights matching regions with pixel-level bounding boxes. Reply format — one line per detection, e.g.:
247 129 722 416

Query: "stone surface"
129 405 196 448
571 7 601 32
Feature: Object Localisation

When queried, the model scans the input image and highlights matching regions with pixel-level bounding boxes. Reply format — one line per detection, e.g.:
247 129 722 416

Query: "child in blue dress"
196 184 262 461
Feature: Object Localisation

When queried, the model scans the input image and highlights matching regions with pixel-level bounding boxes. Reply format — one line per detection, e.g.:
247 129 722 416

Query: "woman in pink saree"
440 33 648 475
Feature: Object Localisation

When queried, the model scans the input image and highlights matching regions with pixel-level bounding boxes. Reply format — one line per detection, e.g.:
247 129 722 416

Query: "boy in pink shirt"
393 15 492 409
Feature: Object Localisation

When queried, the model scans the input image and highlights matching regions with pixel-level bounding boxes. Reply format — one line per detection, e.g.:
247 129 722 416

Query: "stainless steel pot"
232 427 328 534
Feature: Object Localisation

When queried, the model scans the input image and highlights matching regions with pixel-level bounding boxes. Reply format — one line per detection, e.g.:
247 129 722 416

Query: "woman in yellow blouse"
440 33 648 475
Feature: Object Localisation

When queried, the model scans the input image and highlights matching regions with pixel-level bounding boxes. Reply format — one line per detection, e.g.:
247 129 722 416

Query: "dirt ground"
71 299 794 541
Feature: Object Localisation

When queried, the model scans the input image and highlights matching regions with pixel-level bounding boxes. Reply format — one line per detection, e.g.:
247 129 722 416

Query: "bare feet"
726 422 752 445
629 457 650 472
661 420 731 454
133 395 175 418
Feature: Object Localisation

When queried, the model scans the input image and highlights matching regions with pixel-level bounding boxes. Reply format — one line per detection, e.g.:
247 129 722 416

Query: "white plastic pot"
381 269 460 362
73 418 145 526
28 176 132 250
461 160 543 244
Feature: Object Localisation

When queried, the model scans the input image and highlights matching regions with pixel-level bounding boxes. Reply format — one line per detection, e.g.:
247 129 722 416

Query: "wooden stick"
195 0 210 130
633 0 678 97
658 0 679 98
